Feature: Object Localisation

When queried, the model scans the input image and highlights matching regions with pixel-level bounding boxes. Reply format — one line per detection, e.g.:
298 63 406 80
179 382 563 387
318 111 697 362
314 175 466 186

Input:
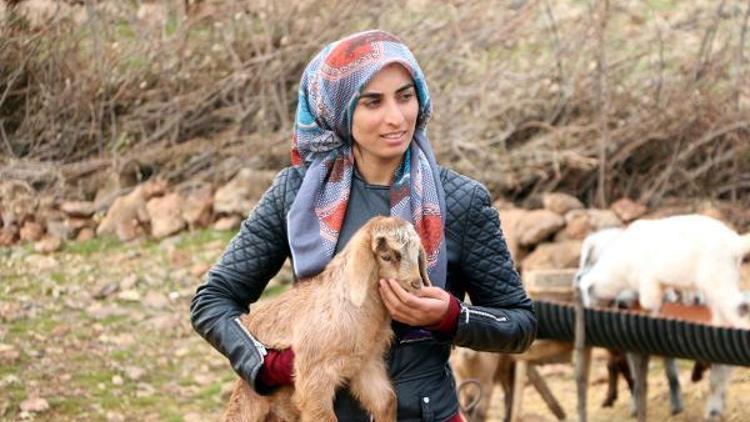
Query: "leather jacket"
190 165 537 421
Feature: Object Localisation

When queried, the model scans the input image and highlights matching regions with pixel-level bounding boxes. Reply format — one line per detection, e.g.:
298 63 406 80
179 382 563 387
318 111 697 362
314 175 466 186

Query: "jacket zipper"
233 317 267 359
463 307 508 324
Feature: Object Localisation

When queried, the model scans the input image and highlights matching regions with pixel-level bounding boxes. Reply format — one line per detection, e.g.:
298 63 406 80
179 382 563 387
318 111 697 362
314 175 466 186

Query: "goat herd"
223 213 750 421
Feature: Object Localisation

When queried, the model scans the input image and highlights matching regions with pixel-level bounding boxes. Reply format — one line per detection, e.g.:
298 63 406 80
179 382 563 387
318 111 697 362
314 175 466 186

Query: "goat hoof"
601 398 615 408
704 409 722 422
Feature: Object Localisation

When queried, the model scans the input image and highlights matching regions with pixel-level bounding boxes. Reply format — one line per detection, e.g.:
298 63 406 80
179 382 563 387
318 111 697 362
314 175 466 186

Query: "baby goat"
224 216 431 422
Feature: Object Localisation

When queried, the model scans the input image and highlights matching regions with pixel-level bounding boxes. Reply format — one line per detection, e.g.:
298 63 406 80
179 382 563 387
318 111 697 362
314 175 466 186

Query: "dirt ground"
2 230 750 421
483 349 750 422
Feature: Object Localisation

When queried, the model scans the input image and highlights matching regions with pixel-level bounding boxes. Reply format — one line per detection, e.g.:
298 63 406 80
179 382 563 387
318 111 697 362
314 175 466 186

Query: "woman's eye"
399 92 415 102
364 99 380 108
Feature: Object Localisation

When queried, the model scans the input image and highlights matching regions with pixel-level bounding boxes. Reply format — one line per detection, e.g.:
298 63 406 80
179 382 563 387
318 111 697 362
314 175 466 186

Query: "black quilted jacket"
190 165 536 421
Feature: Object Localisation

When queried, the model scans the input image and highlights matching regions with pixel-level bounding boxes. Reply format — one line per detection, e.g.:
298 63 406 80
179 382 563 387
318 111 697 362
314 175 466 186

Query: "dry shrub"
0 0 749 208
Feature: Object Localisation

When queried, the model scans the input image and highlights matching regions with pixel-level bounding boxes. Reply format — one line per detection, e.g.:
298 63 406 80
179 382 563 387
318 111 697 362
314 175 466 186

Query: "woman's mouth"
380 131 407 146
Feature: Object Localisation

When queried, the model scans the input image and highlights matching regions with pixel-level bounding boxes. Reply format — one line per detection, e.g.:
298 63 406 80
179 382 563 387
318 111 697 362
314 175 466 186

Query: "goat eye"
380 254 391 262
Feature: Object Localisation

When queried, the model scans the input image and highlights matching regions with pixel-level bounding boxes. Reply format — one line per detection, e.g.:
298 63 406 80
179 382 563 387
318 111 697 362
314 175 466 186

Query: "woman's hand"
378 278 451 326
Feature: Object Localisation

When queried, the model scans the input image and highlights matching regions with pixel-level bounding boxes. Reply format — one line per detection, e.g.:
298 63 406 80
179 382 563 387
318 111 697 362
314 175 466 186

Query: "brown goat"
224 216 432 422
450 348 515 422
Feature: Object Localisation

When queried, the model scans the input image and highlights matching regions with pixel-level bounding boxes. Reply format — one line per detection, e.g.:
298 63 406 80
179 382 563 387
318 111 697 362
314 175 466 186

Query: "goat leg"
349 360 397 422
705 364 733 421
691 361 710 382
293 369 338 422
663 357 684 415
626 352 649 421
601 350 620 407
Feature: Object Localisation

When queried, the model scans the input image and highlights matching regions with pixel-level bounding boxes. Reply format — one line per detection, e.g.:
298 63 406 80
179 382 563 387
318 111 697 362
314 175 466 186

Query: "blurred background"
1 0 750 420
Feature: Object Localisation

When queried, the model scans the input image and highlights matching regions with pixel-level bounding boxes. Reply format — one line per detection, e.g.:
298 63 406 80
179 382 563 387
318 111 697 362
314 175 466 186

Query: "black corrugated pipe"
534 300 750 367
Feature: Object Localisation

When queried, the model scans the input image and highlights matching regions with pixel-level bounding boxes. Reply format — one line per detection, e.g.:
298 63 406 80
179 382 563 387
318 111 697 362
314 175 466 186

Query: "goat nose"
410 280 422 290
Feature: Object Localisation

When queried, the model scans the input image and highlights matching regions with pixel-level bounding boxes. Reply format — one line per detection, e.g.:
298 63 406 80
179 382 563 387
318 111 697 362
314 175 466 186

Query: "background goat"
576 215 750 419
574 227 683 414
224 216 431 422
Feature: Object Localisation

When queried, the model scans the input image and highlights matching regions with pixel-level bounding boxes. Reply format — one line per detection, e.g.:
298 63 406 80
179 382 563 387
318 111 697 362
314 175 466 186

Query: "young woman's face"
351 63 419 169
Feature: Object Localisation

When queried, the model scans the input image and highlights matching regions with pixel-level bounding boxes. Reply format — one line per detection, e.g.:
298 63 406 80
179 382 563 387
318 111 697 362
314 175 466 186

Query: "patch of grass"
7 312 59 338
110 349 134 362
175 229 235 251
64 235 123 256
50 272 66 283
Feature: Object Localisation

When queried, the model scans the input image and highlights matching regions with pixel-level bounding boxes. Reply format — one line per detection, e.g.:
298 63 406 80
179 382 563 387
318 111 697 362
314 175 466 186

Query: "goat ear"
344 232 379 308
375 235 388 253
418 247 432 287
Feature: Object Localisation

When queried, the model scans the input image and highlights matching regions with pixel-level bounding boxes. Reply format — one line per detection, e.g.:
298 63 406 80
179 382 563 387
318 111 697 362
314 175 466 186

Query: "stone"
517 210 566 247
497 208 528 262
521 240 582 272
94 281 120 300
214 169 276 216
117 289 141 302
610 197 647 222
0 226 18 246
46 220 72 240
126 366 147 381
146 193 186 239
542 192 584 215
34 235 63 254
143 291 169 309
214 216 241 231
586 209 624 231
61 200 96 217
19 396 49 413
181 185 214 229
0 343 20 365
97 180 166 242
76 227 95 242
19 221 44 242
556 209 593 241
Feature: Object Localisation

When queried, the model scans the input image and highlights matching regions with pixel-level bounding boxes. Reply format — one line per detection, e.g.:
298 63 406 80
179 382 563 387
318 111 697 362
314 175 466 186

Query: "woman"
191 29 536 421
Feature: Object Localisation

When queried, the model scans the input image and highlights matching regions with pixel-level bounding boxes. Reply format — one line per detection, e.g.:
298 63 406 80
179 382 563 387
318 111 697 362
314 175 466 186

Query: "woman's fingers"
378 279 449 326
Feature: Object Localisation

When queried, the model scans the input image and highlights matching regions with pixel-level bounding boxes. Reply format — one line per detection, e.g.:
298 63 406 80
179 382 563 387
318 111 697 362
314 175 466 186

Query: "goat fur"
577 214 750 328
223 216 431 422
575 216 750 419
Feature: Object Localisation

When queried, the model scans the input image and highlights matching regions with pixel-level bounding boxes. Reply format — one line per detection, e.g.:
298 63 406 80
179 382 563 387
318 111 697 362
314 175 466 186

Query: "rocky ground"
3 226 750 421
0 228 284 421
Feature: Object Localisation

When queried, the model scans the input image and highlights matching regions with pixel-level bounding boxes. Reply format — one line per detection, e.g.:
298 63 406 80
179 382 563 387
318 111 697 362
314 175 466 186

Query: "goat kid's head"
345 216 432 307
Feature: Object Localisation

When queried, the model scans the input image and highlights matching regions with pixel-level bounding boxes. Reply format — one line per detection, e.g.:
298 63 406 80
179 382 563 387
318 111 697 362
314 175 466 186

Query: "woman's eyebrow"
395 83 415 93
359 83 415 100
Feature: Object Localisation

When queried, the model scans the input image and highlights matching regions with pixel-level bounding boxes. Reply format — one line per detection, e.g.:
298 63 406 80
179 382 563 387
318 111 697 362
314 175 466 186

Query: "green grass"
175 229 236 251
63 235 123 256
7 312 59 338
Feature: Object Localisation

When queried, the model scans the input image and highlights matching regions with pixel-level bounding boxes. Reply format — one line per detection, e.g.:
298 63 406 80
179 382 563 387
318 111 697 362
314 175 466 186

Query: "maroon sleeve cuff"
258 347 295 387
426 295 460 337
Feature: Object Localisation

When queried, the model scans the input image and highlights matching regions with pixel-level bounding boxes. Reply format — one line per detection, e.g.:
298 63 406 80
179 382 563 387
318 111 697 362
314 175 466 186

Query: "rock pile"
0 169 276 251
1 172 747 264
496 193 744 276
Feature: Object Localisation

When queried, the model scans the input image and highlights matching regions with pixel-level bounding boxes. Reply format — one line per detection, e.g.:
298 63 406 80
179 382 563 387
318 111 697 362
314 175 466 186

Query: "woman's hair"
287 30 447 288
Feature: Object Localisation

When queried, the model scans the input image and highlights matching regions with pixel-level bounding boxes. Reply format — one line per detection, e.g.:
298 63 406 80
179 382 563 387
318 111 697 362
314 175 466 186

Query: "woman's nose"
383 100 405 126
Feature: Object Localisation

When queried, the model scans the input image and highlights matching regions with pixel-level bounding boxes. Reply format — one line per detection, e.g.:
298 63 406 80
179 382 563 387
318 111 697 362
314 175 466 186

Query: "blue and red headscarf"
287 30 447 288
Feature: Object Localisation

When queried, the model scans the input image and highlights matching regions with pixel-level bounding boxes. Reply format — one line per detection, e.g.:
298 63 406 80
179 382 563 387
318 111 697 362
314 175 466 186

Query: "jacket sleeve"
452 184 537 353
190 167 292 394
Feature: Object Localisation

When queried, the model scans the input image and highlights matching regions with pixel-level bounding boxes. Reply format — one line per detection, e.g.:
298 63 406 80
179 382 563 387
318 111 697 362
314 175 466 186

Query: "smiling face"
351 63 419 182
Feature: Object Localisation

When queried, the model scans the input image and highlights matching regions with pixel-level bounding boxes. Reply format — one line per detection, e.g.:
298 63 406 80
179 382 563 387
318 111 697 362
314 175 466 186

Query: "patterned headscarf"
287 30 447 288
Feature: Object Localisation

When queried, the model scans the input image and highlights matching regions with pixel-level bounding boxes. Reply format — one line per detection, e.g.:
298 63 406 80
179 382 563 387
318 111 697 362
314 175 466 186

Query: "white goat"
575 227 683 415
576 215 750 419
577 214 750 327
